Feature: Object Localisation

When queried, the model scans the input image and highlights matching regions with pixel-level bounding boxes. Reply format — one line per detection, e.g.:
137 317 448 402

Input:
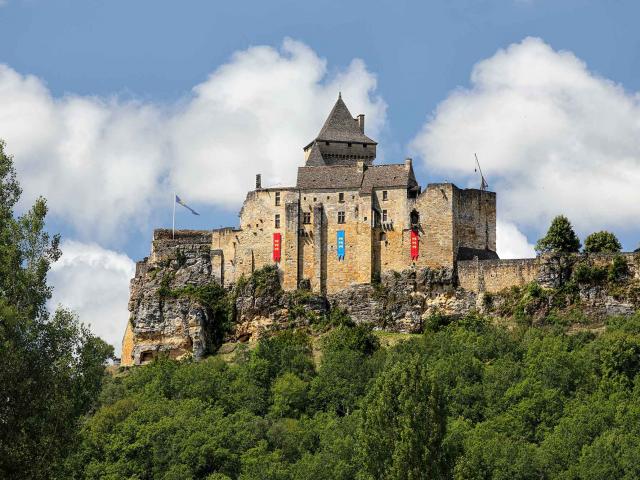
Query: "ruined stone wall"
122 229 216 366
458 258 539 293
454 188 496 253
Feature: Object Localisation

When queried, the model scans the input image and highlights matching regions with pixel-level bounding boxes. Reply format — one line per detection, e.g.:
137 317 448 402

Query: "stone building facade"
209 94 498 295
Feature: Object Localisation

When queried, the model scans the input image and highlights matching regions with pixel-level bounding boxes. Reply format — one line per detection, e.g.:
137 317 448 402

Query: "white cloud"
48 241 135 355
0 38 385 241
411 37 640 247
497 220 535 258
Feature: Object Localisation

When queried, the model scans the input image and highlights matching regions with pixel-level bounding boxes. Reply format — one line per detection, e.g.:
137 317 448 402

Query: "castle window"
275 192 281 206
337 211 346 224
339 192 345 203
275 214 281 229
382 190 388 201
410 210 420 226
303 212 311 224
325 141 330 146
348 143 352 147
313 197 317 202
382 210 388 222
363 143 367 148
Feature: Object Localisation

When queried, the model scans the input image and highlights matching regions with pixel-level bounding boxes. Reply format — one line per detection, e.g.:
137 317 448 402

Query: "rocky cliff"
122 231 640 366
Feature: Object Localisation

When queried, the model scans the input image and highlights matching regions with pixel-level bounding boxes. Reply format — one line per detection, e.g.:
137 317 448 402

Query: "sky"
1 0 640 353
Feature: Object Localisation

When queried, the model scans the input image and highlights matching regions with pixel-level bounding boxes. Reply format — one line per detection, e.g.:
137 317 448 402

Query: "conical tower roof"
313 94 376 145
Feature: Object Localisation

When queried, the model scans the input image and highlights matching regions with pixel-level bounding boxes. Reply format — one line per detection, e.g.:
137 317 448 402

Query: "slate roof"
296 163 417 191
456 247 500 261
305 142 324 167
297 165 364 189
306 95 376 148
360 165 418 192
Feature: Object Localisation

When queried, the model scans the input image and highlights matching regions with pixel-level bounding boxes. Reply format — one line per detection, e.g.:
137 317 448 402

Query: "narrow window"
348 142 352 147
339 192 345 203
380 232 387 242
325 141 330 146
275 214 280 229
337 211 346 224
303 212 311 224
382 190 388 201
382 209 388 222
275 192 281 206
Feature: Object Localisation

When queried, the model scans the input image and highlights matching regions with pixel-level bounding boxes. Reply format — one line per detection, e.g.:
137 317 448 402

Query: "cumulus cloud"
411 37 640 252
497 220 535 259
48 241 135 355
0 38 385 241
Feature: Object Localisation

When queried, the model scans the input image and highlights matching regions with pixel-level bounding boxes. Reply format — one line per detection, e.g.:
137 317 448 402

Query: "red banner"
273 233 282 262
410 229 419 260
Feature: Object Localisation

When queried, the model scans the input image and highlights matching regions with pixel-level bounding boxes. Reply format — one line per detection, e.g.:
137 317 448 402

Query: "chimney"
255 174 262 189
404 157 412 171
357 114 365 133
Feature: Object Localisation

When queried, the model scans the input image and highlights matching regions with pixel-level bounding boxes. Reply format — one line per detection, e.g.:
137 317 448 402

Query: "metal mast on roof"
474 153 488 191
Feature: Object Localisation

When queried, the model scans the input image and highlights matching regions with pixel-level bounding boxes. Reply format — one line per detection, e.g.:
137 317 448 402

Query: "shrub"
535 215 581 254
583 231 622 254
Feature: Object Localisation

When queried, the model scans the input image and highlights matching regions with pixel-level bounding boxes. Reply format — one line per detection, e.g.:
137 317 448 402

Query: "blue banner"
337 230 345 260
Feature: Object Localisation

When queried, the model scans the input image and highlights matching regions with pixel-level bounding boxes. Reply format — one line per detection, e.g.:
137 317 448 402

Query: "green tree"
358 354 446 480
535 215 581 254
270 373 308 418
0 140 113 479
583 231 622 253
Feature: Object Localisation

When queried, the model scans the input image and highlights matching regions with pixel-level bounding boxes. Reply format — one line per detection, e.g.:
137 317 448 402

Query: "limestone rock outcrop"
123 230 218 366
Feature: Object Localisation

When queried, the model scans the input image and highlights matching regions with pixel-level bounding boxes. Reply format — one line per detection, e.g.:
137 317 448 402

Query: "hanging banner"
410 229 419 260
273 233 282 262
337 230 345 260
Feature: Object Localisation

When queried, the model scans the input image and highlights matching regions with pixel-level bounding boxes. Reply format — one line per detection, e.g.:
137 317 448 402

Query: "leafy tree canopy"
584 230 623 253
0 140 113 479
535 215 581 254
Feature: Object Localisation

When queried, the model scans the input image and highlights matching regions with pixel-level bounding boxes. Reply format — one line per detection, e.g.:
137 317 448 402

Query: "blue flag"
337 230 345 260
175 195 200 216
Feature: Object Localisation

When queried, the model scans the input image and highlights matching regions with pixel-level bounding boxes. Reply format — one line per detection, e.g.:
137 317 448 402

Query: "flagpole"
172 192 176 239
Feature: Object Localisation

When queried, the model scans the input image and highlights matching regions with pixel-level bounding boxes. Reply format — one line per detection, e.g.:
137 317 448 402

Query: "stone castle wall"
458 258 540 293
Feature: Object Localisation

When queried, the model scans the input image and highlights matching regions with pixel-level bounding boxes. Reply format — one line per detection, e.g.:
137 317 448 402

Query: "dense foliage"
583 231 622 254
0 141 113 479
536 215 581 254
69 308 640 479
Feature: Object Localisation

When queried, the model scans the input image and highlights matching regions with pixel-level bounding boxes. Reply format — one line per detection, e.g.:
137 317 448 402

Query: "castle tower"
303 93 377 166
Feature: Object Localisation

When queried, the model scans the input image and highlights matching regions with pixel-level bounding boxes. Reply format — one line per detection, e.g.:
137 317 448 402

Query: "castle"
210 94 498 294
121 95 503 365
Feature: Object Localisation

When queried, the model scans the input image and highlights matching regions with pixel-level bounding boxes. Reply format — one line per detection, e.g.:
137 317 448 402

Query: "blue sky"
2 0 640 350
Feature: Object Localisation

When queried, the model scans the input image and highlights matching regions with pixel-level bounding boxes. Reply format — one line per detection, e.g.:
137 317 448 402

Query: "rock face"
123 230 218 366
330 267 476 333
232 268 328 341
123 232 640 365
